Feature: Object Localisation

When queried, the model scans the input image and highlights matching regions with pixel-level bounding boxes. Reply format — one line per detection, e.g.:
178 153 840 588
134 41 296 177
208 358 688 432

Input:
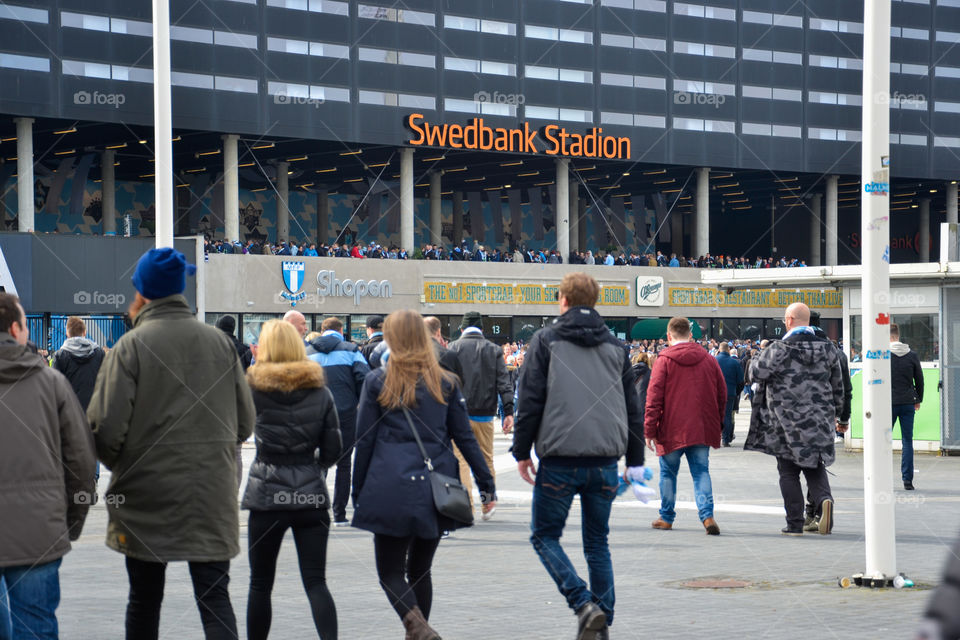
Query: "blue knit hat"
132 247 197 299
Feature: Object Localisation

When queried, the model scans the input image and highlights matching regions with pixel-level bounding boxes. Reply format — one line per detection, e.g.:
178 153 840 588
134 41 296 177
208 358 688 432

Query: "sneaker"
575 602 606 640
781 527 803 537
904 481 914 491
818 499 833 535
722 441 731 448
702 517 720 535
481 504 496 521
834 435 844 444
333 519 349 527
597 626 609 640
803 517 819 533
651 518 673 530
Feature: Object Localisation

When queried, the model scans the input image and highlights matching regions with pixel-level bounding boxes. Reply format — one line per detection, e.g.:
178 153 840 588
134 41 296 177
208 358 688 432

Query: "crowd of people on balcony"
204 238 810 269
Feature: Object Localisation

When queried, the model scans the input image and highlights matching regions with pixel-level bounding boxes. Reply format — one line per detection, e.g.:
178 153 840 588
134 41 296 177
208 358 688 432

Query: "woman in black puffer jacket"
631 351 656 422
242 319 342 640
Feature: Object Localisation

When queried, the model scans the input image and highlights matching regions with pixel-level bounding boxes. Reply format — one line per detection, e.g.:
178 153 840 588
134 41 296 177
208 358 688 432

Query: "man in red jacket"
644 317 727 534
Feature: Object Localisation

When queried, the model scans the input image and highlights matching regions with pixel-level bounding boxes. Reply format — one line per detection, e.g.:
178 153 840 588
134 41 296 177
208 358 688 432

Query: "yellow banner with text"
668 287 842 309
423 282 631 306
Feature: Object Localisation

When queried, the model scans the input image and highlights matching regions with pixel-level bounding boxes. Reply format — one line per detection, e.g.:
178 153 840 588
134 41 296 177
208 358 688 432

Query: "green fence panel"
850 368 940 441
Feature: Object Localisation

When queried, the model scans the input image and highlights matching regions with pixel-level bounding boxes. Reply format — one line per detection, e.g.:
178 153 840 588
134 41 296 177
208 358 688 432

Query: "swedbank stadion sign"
406 114 631 159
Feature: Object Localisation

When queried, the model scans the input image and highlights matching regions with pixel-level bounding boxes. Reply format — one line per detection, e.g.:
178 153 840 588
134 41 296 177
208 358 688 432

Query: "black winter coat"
447 332 514 417
631 362 651 425
352 369 494 538
890 342 924 406
241 361 342 512
361 334 385 369
51 338 105 411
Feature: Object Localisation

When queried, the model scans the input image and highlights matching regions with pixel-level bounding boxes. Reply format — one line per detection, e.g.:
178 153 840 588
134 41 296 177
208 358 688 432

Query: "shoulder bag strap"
401 406 434 471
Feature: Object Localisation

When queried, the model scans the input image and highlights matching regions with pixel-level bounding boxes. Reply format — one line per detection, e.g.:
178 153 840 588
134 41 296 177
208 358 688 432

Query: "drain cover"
681 579 752 589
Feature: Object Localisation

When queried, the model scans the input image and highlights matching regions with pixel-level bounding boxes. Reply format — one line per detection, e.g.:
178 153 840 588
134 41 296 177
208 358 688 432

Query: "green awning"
630 318 702 341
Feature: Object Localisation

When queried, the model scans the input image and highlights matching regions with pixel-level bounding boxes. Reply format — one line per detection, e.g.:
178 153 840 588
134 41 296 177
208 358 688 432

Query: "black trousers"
125 557 236 640
777 457 832 530
332 410 357 521
247 509 336 640
373 534 441 620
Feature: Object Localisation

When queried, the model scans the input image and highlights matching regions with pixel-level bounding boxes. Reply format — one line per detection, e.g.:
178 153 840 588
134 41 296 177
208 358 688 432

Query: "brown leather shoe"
703 517 720 535
651 518 672 530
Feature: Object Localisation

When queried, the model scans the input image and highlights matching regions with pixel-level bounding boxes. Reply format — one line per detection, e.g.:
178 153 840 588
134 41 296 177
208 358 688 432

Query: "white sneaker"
481 505 496 521
834 436 843 444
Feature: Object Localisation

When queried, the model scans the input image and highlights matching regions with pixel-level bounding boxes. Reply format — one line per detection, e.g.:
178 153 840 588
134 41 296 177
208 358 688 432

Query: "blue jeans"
722 394 737 443
530 462 619 624
658 445 715 523
893 404 916 483
0 559 62 640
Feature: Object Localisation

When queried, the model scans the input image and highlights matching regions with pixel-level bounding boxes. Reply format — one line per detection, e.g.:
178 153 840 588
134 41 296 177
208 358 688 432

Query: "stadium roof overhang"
700 262 960 291
1 115 956 218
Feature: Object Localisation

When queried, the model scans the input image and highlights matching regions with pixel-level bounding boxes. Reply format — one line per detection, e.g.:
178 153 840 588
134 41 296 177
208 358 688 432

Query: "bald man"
745 303 844 536
283 310 308 340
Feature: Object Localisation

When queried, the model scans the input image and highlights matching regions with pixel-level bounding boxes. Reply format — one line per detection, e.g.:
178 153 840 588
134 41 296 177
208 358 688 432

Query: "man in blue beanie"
88 247 256 639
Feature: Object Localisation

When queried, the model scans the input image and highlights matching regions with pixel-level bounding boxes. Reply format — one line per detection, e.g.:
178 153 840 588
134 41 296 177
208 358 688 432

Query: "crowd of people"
204 237 811 270
0 246 948 640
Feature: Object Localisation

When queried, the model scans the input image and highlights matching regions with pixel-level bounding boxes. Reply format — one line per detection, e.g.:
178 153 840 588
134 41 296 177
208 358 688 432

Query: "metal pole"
919 198 930 263
152 0 173 248
556 158 570 261
860 0 896 582
429 170 442 244
15 117 33 233
810 194 822 266
276 161 289 243
947 182 958 225
569 181 579 254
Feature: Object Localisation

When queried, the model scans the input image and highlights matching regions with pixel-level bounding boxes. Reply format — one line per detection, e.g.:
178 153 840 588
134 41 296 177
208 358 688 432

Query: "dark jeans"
373 534 441 620
530 462 618 625
248 509 336 640
332 411 357 521
0 558 61 640
893 403 916 483
125 557 236 640
777 457 832 530
722 394 737 444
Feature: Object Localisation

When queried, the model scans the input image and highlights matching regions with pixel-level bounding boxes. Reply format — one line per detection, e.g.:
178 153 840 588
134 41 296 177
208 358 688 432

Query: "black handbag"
401 407 474 526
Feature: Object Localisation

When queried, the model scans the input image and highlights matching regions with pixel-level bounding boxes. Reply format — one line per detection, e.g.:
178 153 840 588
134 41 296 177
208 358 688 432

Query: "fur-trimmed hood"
247 360 326 393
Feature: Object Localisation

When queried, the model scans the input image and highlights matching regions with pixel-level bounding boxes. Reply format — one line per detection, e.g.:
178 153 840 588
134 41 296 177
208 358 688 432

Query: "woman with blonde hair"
631 350 656 424
352 310 494 640
242 319 342 639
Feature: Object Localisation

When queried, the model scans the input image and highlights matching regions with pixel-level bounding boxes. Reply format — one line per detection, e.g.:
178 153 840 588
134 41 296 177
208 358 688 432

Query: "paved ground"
59 409 959 639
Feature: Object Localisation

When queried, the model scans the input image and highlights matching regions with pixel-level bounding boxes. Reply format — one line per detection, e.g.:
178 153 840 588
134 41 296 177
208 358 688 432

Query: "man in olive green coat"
88 247 255 640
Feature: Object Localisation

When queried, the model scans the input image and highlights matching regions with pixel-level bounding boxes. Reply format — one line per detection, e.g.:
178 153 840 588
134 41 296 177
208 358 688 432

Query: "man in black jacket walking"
307 317 371 524
890 323 924 490
513 273 645 640
52 316 106 411
448 311 514 520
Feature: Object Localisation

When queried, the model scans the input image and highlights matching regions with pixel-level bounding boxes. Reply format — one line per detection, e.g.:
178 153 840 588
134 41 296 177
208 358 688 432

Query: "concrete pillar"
568 181 579 254
948 182 958 225
809 193 822 266
695 167 709 258
671 208 682 258
826 175 838 265
555 158 570 261
452 191 463 246
276 161 289 243
429 170 442 244
919 198 931 262
15 117 33 233
400 147 414 252
317 189 328 246
222 134 239 242
101 150 116 235
578 198 587 252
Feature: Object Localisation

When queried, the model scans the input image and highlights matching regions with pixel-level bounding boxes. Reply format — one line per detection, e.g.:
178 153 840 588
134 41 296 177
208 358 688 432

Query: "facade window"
525 105 559 120
935 101 960 113
444 57 515 76
214 76 258 93
268 81 349 102
892 63 929 75
600 33 667 51
266 0 349 14
0 4 48 23
893 134 928 146
526 65 592 83
601 111 633 125
62 11 153 36
358 47 435 68
892 27 929 40
673 3 736 21
674 41 736 58
443 15 516 36
808 128 861 142
808 55 862 70
676 79 735 96
267 38 349 59
808 91 860 105
213 31 258 49
742 10 802 28
359 90 435 109
172 71 214 89
559 108 591 122
444 98 516 117
170 25 213 44
0 53 50 72
937 31 960 43
674 118 735 133
601 0 667 11
936 66 960 78
64 59 152 83
935 136 960 148
809 18 863 34
357 5 435 27
634 114 666 128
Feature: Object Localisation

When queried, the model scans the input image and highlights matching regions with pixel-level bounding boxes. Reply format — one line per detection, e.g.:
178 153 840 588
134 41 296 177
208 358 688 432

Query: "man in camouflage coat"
745 302 844 536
